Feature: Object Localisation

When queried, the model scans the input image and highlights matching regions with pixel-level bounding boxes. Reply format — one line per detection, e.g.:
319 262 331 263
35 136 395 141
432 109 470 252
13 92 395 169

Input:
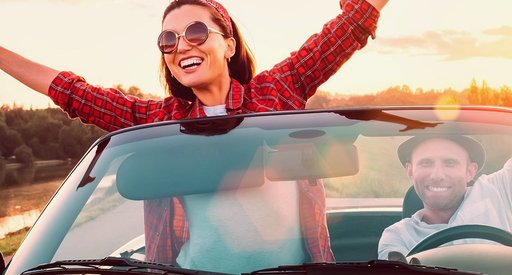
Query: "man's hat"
397 135 486 170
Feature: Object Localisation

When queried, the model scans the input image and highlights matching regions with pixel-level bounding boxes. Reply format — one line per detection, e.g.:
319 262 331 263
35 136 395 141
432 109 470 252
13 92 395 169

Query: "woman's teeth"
180 57 203 69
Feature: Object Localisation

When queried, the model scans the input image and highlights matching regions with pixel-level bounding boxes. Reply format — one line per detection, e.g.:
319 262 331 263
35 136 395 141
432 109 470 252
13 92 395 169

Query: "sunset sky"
1 0 511 109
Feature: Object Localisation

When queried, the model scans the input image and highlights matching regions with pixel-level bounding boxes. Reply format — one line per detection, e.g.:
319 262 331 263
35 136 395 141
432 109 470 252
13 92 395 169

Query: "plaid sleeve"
48 71 168 132
144 198 189 265
298 180 335 262
268 0 380 101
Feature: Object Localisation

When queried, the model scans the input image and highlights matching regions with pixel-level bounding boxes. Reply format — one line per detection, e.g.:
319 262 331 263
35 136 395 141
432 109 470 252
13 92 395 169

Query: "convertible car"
2 106 512 275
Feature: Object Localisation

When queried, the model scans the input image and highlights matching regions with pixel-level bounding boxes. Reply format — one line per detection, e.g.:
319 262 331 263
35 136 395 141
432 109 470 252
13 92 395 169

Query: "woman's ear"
225 37 236 59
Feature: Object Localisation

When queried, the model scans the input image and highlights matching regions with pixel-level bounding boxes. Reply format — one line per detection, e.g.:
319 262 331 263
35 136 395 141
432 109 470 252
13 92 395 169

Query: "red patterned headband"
200 0 233 37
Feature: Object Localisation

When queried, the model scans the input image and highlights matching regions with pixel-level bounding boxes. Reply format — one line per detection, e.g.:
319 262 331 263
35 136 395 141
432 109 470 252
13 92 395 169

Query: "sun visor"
116 130 359 200
116 134 266 200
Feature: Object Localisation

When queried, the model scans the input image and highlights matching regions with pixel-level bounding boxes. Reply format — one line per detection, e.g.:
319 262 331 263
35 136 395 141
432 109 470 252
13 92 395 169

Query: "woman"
0 0 388 271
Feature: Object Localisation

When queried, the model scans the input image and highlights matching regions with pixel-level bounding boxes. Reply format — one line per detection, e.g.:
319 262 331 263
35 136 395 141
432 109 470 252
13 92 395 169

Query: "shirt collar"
191 79 245 118
225 79 244 111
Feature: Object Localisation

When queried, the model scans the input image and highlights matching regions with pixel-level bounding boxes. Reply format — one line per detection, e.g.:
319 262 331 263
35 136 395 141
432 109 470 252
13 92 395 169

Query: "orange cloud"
373 26 512 61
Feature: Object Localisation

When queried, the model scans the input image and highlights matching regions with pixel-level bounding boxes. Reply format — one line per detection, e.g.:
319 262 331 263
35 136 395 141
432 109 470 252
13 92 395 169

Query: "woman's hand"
340 0 389 11
365 0 389 11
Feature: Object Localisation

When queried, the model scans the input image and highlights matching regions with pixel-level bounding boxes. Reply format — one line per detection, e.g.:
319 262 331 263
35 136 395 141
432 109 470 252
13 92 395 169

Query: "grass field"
0 227 30 256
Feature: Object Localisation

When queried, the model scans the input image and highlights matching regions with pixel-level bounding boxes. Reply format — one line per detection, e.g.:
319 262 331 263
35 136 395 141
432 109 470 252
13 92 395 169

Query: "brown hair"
159 0 256 102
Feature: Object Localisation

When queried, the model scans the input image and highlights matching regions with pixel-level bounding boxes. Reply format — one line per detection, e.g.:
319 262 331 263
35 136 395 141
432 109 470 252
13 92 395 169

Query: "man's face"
406 138 478 214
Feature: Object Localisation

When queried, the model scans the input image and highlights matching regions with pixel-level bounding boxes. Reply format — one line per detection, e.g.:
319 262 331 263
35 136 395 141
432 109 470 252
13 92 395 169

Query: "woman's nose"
176 36 193 53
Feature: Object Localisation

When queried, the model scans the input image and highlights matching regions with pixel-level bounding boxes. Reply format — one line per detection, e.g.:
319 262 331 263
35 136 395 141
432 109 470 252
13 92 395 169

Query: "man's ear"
466 161 478 181
405 162 414 179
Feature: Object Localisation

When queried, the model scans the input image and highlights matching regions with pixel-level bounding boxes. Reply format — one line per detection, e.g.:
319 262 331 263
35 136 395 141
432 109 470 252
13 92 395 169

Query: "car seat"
402 186 423 219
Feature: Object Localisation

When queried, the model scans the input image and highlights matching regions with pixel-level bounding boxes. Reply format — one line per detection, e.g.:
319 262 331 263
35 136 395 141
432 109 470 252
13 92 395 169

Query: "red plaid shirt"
49 0 379 264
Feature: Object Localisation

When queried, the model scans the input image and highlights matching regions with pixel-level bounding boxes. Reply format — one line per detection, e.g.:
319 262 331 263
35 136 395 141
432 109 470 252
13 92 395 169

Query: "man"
378 135 512 260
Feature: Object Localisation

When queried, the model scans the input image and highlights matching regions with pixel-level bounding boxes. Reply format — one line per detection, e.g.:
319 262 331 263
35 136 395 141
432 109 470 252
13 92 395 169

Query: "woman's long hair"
159 0 256 102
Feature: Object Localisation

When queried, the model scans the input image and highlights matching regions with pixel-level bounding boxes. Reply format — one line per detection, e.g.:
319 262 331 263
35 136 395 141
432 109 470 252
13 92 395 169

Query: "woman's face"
162 5 234 90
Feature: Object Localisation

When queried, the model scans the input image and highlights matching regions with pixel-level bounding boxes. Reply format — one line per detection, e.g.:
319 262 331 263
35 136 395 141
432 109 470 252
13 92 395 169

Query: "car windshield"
6 106 512 275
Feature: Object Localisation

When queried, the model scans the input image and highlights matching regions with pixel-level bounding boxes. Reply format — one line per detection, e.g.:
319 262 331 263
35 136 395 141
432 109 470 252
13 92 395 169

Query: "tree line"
0 85 163 165
0 107 106 164
1 80 511 166
306 79 512 109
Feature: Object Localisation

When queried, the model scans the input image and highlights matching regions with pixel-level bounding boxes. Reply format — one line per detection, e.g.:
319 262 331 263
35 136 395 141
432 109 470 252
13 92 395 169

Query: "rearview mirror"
266 143 359 180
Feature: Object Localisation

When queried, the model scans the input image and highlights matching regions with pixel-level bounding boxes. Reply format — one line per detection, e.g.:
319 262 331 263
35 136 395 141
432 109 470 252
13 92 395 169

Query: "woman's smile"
179 57 204 71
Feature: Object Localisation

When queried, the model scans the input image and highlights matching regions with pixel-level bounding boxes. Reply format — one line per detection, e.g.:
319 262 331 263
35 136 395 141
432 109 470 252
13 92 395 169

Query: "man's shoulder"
383 216 418 236
382 211 443 238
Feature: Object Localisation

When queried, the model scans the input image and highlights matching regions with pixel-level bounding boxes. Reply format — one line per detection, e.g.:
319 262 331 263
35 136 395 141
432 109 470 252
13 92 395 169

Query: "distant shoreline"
5 159 69 170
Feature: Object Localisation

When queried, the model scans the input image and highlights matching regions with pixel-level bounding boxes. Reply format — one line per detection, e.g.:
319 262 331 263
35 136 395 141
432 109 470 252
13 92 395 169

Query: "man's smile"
426 185 450 192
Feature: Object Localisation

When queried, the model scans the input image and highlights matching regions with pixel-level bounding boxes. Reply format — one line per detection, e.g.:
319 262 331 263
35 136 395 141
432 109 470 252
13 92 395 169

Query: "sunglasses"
157 21 225 54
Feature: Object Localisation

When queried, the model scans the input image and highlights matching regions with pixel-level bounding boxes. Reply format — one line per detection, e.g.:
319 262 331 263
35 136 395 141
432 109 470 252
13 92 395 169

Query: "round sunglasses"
157 21 225 54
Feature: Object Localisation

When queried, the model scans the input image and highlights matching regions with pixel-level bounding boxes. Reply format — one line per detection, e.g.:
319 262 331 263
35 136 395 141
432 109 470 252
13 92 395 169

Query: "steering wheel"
407 224 512 256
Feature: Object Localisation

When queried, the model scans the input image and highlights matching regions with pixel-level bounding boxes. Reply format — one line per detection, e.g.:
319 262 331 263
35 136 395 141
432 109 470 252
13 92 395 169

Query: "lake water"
0 161 76 238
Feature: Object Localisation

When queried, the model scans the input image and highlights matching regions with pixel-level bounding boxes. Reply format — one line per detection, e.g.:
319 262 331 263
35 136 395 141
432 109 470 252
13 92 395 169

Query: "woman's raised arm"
341 0 388 11
0 46 60 96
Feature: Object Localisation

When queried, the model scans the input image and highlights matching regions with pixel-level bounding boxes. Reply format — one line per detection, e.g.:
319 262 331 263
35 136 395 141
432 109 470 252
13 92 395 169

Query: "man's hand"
388 251 407 263
388 251 422 265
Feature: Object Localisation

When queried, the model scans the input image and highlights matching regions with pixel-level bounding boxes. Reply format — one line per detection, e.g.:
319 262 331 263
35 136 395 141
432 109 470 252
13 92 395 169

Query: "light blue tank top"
176 181 306 274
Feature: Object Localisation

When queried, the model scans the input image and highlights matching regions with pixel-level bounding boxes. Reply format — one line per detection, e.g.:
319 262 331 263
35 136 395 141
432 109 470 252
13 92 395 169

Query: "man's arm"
378 221 416 260
478 158 512 200
0 46 59 96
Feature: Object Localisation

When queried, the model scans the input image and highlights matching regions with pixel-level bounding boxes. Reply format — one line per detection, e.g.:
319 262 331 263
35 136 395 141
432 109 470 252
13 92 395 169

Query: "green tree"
0 107 6 123
4 107 30 129
27 138 63 160
14 144 34 165
467 78 480 104
0 124 24 158
480 80 493 105
498 86 512 107
58 121 92 158
0 158 6 185
19 110 63 159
